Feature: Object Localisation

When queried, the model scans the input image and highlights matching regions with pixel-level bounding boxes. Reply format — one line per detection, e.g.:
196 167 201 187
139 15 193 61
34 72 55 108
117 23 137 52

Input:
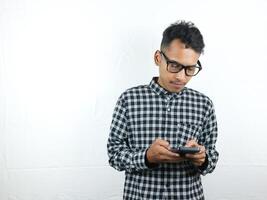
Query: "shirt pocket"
172 123 200 147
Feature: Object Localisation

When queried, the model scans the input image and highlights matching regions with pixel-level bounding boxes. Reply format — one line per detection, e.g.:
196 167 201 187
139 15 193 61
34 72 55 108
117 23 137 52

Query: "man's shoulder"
122 84 150 95
184 87 213 104
118 84 151 100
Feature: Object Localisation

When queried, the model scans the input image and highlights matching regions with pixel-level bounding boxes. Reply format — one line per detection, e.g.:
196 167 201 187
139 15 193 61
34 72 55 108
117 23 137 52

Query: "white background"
1 0 267 199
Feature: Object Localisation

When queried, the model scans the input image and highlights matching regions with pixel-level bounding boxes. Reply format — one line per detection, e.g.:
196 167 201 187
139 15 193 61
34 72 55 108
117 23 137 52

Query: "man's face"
154 39 200 93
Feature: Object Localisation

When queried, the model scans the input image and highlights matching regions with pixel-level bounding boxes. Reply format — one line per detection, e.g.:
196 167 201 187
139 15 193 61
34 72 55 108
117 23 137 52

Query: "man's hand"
146 138 186 164
184 139 206 166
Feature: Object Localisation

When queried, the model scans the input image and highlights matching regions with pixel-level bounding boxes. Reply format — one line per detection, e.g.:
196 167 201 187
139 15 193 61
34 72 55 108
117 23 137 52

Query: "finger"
159 151 187 163
160 147 182 158
195 158 206 166
185 139 198 147
155 138 170 149
158 148 188 163
185 149 205 158
199 145 206 154
192 161 203 166
186 153 205 160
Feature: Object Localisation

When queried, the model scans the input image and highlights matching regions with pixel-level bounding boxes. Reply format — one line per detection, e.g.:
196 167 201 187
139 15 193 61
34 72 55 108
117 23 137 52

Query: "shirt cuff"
129 149 150 171
198 153 209 173
144 148 159 169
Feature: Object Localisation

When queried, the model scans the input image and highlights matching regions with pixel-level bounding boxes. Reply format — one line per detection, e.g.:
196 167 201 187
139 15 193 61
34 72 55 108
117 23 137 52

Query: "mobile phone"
171 146 200 155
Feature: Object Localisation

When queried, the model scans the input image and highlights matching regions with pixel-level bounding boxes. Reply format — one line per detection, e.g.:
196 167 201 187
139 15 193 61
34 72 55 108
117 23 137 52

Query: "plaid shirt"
107 77 219 200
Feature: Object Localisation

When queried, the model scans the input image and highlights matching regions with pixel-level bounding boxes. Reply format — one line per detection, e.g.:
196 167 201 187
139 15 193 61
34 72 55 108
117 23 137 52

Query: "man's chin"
168 85 184 93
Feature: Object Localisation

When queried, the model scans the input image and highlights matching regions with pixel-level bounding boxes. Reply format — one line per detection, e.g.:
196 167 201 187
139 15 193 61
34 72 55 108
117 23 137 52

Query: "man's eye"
186 66 196 72
169 63 180 68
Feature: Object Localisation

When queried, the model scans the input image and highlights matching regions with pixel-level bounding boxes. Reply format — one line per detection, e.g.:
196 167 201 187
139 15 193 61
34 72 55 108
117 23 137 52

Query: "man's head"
154 20 205 93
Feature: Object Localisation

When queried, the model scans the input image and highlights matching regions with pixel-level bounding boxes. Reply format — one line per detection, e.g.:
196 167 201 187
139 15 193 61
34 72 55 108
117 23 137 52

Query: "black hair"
160 20 205 54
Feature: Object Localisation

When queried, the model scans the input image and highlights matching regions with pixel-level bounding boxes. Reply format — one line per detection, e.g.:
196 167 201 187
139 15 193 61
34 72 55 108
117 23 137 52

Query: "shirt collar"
149 77 186 99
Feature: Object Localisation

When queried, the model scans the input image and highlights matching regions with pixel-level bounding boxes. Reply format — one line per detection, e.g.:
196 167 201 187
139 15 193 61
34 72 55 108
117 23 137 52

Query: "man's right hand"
146 138 186 164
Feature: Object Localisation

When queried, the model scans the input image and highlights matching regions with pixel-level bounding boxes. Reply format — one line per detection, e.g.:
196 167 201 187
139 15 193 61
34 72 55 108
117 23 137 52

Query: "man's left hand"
184 139 206 167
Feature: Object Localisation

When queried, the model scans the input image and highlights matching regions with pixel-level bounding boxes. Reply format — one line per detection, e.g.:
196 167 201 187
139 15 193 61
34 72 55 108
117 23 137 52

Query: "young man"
107 20 219 200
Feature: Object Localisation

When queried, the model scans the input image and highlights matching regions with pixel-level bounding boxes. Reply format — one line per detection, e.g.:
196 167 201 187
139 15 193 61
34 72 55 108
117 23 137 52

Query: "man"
107 20 219 200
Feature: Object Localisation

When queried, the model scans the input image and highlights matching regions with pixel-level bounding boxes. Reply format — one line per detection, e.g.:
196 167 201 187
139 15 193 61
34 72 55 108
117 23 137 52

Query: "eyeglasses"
160 51 202 76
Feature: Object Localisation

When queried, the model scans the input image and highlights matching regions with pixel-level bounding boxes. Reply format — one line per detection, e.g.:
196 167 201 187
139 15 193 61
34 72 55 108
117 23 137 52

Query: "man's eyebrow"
168 59 187 66
168 59 181 64
165 56 183 65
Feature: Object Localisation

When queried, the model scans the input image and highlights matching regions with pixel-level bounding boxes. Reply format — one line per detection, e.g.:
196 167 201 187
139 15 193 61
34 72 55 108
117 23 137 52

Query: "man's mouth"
170 81 185 87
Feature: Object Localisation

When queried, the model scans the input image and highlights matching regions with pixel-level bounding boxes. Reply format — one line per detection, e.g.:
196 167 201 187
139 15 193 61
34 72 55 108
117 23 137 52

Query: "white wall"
1 0 267 199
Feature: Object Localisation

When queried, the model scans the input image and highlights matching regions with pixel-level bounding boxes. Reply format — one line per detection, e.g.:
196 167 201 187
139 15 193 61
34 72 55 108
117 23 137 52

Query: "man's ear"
154 50 161 66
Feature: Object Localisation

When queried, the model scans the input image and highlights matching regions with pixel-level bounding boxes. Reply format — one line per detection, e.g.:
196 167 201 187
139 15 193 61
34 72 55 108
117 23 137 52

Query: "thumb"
185 139 198 147
156 138 170 149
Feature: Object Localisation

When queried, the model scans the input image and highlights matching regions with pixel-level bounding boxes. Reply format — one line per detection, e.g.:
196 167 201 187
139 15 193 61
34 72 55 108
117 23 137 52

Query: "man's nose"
175 69 187 80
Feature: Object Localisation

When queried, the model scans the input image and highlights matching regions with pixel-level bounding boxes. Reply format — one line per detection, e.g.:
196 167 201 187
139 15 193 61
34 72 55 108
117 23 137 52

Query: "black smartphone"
171 146 200 155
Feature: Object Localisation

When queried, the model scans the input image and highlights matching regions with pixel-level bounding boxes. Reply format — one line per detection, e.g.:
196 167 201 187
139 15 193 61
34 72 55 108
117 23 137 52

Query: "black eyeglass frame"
160 51 202 76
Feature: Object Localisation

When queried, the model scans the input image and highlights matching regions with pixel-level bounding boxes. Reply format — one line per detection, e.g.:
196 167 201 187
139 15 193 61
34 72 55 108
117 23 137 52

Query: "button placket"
165 97 171 112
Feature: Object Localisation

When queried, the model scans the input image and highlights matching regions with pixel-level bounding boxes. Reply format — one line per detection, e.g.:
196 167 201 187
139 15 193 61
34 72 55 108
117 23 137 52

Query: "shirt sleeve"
198 99 219 175
107 94 152 173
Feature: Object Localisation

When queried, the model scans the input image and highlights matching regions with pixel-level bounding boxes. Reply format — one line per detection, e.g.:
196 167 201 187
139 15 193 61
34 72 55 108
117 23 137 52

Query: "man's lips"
170 81 185 87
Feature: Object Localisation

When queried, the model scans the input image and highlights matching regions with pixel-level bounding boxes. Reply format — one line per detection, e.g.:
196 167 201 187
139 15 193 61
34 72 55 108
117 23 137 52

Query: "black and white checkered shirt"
107 77 219 200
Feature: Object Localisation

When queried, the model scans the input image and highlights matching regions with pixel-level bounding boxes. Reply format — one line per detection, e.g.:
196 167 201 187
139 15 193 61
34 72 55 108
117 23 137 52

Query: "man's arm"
107 94 151 173
197 100 219 175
